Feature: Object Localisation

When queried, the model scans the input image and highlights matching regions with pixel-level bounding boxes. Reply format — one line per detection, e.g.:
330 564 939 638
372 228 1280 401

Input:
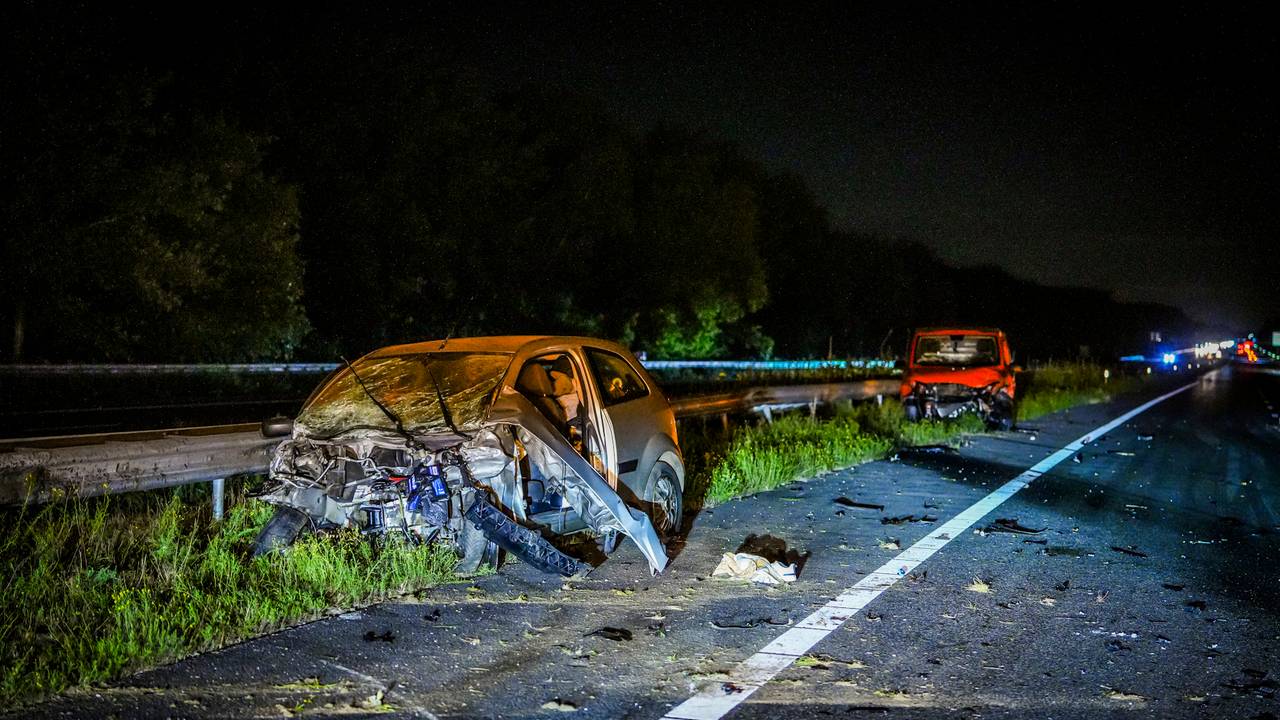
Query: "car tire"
455 515 501 574
251 506 310 558
642 461 683 542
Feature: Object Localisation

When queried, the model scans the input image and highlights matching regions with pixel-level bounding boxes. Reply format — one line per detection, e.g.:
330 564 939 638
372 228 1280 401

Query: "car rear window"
913 334 999 367
298 352 513 437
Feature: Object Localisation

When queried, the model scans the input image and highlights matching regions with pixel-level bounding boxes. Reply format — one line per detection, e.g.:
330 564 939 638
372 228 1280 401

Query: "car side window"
585 349 649 407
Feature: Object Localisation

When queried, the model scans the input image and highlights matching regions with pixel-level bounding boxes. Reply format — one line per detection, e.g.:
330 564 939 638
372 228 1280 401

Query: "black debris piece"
1055 579 1071 592
1105 639 1131 652
1098 434 1109 442
881 514 939 525
984 518 1046 535
1162 583 1185 591
1043 546 1085 557
1023 538 1048 545
722 682 746 695
423 608 441 622
834 497 885 511
646 622 666 637
923 502 941 509
1110 545 1148 557
584 626 633 641
363 630 395 643
1185 600 1207 613
903 445 959 455
908 570 928 583
834 509 846 516
711 616 790 630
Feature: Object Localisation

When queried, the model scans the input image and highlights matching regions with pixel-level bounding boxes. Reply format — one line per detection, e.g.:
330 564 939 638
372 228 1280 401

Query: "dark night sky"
440 3 1275 330
13 2 1277 330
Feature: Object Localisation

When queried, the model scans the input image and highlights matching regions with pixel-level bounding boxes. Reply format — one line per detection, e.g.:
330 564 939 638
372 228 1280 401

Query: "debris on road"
1055 579 1071 591
1039 597 1056 607
711 552 798 585
965 578 992 594
1184 600 1208 613
711 615 791 630
1137 434 1154 441
1043 546 1086 557
1108 450 1137 457
1103 688 1147 702
423 608 441 622
881 514 938 525
1162 583 1185 591
584 627 632 642
834 497 884 511
1110 545 1149 558
877 538 901 551
542 699 579 712
363 630 395 643
980 518 1046 535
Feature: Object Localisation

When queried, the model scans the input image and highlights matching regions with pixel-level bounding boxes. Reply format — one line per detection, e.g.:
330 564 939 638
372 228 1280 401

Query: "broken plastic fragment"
983 518 1046 535
834 497 884 511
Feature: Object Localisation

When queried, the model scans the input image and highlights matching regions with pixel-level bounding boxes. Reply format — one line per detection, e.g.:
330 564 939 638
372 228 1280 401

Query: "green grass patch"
1017 363 1142 421
0 487 458 705
693 400 983 506
689 362 1145 506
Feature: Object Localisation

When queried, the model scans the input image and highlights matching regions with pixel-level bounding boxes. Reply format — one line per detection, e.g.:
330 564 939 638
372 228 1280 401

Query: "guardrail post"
211 477 225 520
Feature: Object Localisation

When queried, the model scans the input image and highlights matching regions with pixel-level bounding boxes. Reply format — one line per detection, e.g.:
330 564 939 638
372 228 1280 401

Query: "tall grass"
0 487 457 705
694 400 984 506
1017 363 1141 421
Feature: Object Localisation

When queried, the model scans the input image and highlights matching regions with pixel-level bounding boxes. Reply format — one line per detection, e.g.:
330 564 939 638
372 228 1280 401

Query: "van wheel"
643 462 683 541
986 393 1016 431
903 399 922 422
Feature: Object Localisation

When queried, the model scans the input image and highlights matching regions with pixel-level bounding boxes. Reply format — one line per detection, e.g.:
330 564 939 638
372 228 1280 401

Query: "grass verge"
689 362 1144 506
0 486 458 705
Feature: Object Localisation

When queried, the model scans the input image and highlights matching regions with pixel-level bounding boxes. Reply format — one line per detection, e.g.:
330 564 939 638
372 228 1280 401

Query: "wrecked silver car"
255 336 685 576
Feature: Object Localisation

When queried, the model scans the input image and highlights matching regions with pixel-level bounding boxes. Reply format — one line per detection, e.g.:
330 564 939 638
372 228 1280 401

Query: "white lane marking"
660 379 1200 720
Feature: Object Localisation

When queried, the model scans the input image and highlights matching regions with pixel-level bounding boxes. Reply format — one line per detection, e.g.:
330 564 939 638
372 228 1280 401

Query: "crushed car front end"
256 349 668 576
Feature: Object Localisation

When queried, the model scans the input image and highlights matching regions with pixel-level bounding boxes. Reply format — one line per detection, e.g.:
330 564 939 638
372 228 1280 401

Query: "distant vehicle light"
1162 353 1176 364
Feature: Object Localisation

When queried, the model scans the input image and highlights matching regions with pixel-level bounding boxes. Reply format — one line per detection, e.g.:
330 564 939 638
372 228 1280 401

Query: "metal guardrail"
0 380 899 509
0 358 893 375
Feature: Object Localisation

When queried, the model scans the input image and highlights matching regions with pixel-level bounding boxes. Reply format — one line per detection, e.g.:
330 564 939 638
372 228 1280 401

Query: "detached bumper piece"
464 495 585 577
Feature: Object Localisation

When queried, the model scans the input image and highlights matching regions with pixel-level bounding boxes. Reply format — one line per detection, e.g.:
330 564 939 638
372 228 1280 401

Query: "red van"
899 327 1019 430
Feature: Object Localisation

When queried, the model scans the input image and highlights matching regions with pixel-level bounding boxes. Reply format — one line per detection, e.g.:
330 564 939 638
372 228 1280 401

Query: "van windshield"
913 334 1000 367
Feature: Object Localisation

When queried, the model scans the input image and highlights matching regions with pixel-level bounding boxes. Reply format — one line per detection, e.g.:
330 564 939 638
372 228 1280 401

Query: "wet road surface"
19 364 1280 719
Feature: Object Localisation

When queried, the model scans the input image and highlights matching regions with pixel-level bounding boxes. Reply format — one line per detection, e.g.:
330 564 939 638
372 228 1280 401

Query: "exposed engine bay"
259 403 669 576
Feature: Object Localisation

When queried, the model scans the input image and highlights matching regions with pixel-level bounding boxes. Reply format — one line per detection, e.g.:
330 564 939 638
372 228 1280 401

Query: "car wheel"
251 506 310 557
455 515 501 574
643 461 683 541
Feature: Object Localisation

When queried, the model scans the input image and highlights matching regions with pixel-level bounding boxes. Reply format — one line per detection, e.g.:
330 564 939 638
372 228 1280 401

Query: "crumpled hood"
901 366 1010 396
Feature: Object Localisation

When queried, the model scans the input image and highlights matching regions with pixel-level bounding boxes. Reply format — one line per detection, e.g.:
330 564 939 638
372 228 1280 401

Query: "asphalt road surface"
19 363 1280 719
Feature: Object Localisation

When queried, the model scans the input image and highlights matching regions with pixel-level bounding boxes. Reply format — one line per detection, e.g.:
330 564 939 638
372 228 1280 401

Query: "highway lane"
18 364 1279 719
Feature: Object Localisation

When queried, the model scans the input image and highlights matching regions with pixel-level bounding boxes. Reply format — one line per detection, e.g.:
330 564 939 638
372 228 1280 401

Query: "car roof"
914 327 1004 336
365 335 637 358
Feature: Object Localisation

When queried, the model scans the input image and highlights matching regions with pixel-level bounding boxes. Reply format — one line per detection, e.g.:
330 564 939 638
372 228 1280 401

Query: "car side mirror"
261 416 294 438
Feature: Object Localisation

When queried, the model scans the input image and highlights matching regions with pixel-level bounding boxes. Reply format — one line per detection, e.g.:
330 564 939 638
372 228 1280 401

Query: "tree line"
1 10 1192 363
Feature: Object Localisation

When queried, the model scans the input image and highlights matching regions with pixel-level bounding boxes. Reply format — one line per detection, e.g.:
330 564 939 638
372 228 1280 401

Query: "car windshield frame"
296 351 515 438
911 333 1001 368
